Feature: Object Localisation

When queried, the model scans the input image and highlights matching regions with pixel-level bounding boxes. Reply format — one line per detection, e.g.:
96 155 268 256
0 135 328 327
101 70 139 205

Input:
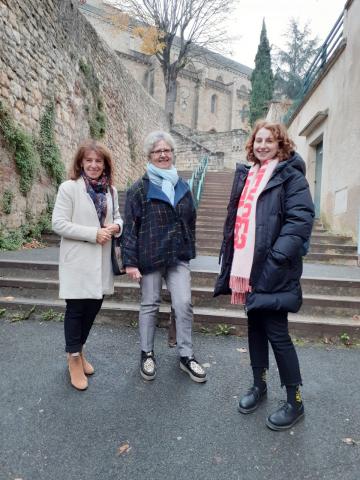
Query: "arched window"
211 94 217 113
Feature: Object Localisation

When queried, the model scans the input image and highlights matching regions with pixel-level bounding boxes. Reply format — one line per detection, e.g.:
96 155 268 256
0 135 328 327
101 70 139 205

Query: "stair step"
1 276 360 318
1 296 359 340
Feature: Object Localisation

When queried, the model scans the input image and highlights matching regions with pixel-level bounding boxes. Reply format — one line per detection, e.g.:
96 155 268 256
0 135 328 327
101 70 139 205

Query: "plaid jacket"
121 174 196 274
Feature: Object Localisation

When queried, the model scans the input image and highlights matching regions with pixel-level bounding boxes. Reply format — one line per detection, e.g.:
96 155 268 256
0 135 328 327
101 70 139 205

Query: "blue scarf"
146 163 179 206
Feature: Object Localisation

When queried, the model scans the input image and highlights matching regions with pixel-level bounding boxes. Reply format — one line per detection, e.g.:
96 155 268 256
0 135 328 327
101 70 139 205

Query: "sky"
227 0 346 68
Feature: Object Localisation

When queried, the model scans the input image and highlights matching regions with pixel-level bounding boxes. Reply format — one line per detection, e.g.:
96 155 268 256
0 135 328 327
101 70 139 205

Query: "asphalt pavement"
0 318 359 480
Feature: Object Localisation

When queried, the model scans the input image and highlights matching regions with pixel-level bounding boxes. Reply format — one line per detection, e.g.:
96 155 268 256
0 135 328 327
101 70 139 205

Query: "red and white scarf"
230 159 279 304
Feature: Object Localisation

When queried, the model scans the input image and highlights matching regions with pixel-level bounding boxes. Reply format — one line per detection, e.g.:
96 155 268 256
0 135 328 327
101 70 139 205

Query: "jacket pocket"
255 250 292 293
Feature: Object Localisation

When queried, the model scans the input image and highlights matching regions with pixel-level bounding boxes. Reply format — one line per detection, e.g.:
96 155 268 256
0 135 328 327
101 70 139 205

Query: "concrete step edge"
1 297 359 330
2 278 360 304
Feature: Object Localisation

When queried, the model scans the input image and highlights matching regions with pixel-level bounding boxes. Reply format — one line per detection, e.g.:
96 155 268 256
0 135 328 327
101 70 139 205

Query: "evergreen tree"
274 19 318 100
249 19 274 126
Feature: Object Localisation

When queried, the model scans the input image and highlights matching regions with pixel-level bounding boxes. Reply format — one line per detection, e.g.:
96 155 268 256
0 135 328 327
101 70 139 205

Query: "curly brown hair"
245 120 296 164
70 140 114 185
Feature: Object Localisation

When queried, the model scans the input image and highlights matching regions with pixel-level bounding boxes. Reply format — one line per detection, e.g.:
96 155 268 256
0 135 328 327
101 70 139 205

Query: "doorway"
314 142 323 219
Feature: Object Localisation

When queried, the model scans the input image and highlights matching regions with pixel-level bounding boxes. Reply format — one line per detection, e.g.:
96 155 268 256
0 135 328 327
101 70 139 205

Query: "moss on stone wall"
37 100 65 187
79 59 106 139
0 100 39 196
0 195 54 251
2 190 14 215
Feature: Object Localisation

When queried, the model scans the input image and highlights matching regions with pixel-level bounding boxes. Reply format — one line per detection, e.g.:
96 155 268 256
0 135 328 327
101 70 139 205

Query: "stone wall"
0 0 168 230
172 125 248 170
171 130 224 171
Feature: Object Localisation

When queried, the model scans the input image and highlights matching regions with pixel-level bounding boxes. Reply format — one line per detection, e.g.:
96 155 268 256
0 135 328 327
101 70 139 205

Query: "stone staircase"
195 172 358 266
0 255 359 340
4 169 358 341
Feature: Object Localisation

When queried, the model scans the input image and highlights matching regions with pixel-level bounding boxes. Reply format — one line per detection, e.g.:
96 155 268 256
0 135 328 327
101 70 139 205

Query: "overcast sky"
227 0 346 68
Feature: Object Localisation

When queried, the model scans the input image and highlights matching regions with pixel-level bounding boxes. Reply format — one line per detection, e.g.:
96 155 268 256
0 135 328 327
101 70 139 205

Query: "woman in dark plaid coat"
121 131 207 383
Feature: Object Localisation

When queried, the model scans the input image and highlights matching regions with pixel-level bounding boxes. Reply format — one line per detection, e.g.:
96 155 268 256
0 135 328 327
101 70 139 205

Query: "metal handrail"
283 9 344 125
188 155 208 208
302 10 344 95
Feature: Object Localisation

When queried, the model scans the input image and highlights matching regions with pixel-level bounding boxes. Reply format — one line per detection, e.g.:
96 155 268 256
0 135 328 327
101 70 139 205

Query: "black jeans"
64 298 103 353
247 309 302 387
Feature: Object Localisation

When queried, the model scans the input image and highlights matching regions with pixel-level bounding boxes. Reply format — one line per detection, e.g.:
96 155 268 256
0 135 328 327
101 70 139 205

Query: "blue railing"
284 9 344 124
188 155 208 208
302 10 344 95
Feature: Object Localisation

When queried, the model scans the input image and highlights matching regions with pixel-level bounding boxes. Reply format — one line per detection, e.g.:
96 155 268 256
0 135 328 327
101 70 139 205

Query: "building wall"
286 0 359 239
81 0 252 134
0 0 168 230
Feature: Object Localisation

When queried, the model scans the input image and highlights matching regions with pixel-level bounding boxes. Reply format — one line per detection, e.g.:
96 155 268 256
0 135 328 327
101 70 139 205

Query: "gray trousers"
139 261 193 357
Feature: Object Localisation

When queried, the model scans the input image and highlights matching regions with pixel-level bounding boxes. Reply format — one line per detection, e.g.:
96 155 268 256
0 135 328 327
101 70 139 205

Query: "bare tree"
108 0 236 125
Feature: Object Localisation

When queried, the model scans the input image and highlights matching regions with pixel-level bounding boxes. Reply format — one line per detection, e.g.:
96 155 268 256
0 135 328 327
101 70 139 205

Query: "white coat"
52 177 123 299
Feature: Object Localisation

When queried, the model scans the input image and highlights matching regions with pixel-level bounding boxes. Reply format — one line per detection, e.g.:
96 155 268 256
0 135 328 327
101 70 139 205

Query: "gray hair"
143 131 176 158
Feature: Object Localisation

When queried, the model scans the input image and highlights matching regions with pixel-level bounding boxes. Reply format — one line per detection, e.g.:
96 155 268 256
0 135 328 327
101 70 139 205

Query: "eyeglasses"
150 148 174 156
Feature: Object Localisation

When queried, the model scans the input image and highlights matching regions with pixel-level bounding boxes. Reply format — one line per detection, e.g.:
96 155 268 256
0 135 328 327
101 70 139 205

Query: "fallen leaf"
237 348 247 353
353 314 360 321
2 296 15 301
342 437 359 445
212 455 223 465
117 442 131 455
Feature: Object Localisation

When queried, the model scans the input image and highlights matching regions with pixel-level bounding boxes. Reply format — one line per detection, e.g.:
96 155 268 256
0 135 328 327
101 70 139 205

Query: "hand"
126 266 142 282
104 223 120 235
96 228 112 245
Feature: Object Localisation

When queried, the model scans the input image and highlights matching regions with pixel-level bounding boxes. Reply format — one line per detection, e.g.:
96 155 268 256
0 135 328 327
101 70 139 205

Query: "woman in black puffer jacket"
214 121 314 431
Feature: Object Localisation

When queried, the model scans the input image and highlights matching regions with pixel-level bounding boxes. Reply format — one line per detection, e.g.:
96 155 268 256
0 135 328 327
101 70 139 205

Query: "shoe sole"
180 362 207 383
238 404 261 414
265 411 305 431
140 369 156 381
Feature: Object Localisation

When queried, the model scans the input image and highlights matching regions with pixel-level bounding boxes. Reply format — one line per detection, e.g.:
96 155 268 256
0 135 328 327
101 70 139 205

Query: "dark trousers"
247 309 302 387
64 298 103 353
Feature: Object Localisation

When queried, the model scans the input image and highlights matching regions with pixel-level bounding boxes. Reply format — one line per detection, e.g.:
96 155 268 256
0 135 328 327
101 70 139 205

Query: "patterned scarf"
147 163 179 206
82 172 109 226
230 159 279 304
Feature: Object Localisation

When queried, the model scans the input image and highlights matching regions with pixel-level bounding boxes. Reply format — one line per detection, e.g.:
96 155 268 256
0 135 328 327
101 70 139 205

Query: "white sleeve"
52 182 98 243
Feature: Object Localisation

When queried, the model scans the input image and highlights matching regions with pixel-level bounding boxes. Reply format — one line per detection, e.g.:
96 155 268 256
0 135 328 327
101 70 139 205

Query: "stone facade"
279 0 359 240
172 125 248 170
0 0 168 230
80 0 252 134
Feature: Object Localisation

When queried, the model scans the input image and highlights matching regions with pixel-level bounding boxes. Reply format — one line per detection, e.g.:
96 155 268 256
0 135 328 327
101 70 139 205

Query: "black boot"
266 402 304 431
238 385 267 414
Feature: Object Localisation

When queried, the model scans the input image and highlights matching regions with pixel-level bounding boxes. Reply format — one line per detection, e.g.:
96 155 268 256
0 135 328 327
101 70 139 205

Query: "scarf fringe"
230 276 251 305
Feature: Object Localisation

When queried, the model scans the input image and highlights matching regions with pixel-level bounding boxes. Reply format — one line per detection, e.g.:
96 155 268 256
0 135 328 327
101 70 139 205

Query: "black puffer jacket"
214 153 315 313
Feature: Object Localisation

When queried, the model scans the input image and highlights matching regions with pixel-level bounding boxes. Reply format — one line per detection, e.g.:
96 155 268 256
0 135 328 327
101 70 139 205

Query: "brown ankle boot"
67 354 88 390
80 352 95 375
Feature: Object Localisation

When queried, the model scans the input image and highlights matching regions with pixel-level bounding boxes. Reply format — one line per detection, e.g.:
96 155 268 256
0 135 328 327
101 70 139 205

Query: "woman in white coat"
52 140 123 391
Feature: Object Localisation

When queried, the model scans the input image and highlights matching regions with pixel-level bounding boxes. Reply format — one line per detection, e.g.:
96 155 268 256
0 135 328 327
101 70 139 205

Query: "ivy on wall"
79 59 106 139
0 100 62 250
0 195 54 251
2 190 14 215
0 100 39 196
37 100 65 187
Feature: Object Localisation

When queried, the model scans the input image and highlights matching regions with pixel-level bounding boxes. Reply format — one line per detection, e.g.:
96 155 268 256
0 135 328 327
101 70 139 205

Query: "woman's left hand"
104 223 120 236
